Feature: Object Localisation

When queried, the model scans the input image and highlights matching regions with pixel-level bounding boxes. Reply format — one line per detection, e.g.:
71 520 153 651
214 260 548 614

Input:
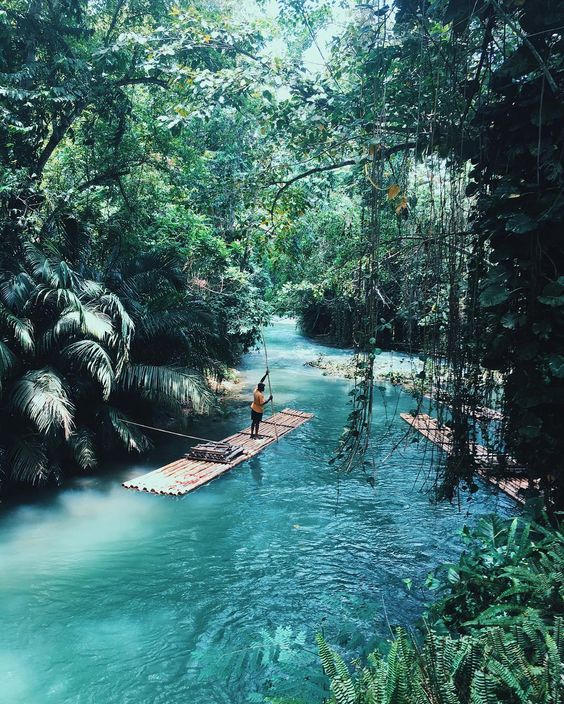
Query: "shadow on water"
0 318 515 704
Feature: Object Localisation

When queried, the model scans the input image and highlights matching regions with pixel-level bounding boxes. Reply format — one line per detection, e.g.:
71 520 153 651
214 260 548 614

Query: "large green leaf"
480 284 510 307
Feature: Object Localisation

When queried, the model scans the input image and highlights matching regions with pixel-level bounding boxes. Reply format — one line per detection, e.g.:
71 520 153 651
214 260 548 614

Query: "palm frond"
113 253 186 300
61 340 115 399
24 245 80 291
69 428 98 470
75 278 105 299
23 242 57 286
0 305 34 353
99 293 135 376
6 436 50 485
117 364 213 412
0 272 34 313
135 307 214 343
32 283 83 312
99 292 135 343
46 304 114 349
118 251 184 280
80 306 114 340
9 368 74 438
116 270 180 300
52 260 77 289
105 406 151 452
0 339 17 382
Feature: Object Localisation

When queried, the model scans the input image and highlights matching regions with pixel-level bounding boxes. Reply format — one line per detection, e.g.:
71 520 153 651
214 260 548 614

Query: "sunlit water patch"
0 319 514 704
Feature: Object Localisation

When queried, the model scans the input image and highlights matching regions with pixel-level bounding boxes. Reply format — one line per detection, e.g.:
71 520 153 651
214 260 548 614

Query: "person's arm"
260 368 269 384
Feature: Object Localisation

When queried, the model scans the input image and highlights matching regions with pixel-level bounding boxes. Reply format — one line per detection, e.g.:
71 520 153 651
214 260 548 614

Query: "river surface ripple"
0 319 513 704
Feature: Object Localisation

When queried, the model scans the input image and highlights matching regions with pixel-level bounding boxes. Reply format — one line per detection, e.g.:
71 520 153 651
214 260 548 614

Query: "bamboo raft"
400 413 530 505
123 408 313 496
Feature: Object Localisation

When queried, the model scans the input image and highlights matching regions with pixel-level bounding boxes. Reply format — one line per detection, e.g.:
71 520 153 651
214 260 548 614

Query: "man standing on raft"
250 370 273 439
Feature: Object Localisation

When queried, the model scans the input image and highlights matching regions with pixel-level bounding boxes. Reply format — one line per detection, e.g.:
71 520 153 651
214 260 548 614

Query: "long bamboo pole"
261 330 279 442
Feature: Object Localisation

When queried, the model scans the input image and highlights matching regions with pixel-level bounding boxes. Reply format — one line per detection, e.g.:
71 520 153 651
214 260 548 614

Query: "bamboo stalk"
261 330 279 442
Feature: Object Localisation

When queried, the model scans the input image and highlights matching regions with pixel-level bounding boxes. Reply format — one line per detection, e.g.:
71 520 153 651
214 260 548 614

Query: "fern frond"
330 677 356 704
487 659 527 699
470 670 498 704
316 634 338 680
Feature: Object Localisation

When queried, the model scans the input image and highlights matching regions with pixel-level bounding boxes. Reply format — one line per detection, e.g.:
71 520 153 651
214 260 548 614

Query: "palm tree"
0 243 212 489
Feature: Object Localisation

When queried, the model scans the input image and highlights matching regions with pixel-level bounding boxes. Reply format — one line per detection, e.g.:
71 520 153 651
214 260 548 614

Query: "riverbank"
304 352 420 387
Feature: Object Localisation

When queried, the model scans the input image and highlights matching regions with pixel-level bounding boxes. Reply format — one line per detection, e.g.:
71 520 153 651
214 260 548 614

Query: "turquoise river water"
0 319 513 704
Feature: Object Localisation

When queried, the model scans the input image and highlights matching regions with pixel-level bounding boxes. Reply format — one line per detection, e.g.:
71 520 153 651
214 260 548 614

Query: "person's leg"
255 413 263 438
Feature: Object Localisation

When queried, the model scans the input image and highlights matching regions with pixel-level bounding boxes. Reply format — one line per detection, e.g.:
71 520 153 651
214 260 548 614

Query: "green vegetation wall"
0 0 272 493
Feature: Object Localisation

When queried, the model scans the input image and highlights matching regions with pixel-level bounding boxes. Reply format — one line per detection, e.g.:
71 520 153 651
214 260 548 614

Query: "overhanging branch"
269 142 417 217
116 77 169 89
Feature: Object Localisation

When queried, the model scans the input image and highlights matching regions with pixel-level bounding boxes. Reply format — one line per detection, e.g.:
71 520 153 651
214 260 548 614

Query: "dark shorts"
251 409 263 422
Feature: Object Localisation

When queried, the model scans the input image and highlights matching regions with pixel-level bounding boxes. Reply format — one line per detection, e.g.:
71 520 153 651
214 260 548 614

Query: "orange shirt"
251 389 266 413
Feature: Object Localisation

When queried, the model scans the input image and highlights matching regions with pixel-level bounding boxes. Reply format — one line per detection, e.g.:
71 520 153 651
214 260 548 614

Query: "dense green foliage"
1 1 563 702
427 515 564 632
465 0 564 509
1 0 562 508
0 0 271 492
263 0 564 510
318 619 563 703
318 517 564 703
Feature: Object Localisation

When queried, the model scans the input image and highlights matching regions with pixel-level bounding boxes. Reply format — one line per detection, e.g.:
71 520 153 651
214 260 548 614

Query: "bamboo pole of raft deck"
261 330 279 442
399 413 531 505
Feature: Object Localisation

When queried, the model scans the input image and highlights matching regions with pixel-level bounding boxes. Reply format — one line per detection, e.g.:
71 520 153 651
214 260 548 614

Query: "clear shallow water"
0 319 513 704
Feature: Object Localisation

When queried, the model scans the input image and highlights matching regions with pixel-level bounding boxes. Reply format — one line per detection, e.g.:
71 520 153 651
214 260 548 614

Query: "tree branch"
116 77 169 89
488 0 558 93
33 75 166 182
77 165 141 193
269 142 417 217
34 102 86 181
